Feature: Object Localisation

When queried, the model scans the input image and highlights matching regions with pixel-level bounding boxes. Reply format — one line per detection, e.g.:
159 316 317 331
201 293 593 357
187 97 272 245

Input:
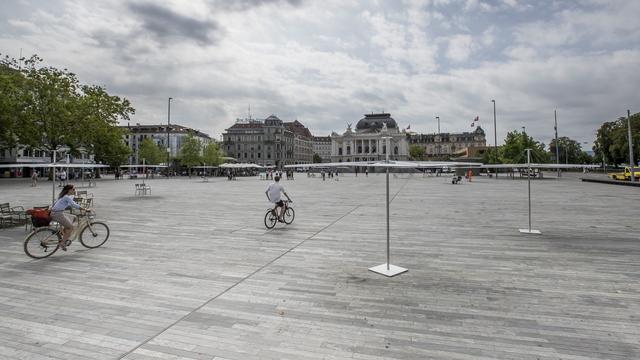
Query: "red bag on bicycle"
27 208 51 228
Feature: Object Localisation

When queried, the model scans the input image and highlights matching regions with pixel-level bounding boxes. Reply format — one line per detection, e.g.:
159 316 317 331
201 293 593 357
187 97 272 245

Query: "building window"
347 146 351 155
339 148 343 155
394 146 398 155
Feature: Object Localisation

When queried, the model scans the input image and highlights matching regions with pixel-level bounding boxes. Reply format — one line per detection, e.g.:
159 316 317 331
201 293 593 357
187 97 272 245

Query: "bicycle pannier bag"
27 208 51 228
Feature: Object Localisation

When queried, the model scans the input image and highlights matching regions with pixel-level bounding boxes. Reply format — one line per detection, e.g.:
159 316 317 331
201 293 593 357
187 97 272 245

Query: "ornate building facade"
330 113 410 162
223 115 315 167
312 136 332 162
408 127 487 158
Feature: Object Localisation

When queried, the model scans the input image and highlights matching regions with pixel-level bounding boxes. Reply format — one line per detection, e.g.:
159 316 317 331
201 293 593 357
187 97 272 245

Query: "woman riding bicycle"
50 184 90 251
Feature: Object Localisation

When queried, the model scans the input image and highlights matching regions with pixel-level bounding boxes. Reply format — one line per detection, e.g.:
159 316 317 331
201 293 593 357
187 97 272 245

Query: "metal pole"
527 149 531 231
167 97 172 177
52 150 56 205
628 110 636 182
492 100 497 179
385 136 390 270
554 110 560 177
435 116 440 134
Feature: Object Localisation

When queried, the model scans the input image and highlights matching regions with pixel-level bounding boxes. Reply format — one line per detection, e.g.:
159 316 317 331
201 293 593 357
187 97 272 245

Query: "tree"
92 128 130 168
0 56 26 150
595 112 640 166
76 84 134 163
549 136 583 164
481 147 501 164
0 54 134 170
138 138 164 164
312 153 323 163
202 142 223 166
179 134 202 177
500 130 549 164
409 144 425 160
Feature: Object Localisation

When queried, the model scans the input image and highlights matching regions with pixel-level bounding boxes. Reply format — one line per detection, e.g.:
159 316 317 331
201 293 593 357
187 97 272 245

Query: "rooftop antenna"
248 104 252 120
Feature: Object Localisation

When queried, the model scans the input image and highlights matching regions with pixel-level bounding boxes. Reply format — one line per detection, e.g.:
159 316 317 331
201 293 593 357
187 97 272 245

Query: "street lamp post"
627 109 636 182
167 97 172 177
435 116 440 134
491 100 497 179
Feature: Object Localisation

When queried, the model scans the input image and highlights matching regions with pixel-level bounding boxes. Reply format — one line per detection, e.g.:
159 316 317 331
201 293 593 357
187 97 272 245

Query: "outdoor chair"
134 183 151 196
0 202 27 229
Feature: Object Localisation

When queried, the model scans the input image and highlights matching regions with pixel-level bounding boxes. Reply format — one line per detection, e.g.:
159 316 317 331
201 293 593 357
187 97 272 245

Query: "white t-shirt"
266 182 285 203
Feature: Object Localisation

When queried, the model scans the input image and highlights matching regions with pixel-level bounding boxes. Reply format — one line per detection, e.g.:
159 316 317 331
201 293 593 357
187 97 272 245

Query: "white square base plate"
368 263 408 277
519 229 542 234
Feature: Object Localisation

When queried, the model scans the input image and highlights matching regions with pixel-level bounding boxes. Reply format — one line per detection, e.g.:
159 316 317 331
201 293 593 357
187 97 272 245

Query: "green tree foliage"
0 56 26 149
595 112 640 166
93 128 130 167
481 147 501 164
138 138 165 164
179 134 202 176
202 142 223 166
549 136 584 164
0 54 134 167
313 153 323 163
409 144 425 160
500 130 550 163
76 85 134 163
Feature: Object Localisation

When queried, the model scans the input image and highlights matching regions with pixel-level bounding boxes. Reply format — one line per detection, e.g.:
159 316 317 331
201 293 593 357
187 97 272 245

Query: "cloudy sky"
1 0 638 148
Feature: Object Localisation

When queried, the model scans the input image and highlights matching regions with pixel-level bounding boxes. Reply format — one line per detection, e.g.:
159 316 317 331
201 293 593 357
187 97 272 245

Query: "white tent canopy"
284 160 481 169
0 163 109 168
219 163 264 169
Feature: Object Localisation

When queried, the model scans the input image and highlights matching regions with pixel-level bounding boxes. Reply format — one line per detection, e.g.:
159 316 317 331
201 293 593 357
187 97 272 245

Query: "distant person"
265 176 292 222
365 168 368 177
59 170 67 186
50 184 91 251
31 169 38 187
321 170 326 181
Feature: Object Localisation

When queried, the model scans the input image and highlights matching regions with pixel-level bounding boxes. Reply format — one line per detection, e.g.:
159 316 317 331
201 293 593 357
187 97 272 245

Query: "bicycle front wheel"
283 207 295 224
80 221 110 248
264 209 277 229
24 228 61 259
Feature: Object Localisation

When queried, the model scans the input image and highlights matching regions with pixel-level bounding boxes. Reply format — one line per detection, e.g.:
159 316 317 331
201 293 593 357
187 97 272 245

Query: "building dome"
264 114 283 126
355 113 397 132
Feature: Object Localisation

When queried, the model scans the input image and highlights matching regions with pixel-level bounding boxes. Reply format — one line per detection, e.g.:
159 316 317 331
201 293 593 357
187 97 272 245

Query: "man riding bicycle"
265 176 292 222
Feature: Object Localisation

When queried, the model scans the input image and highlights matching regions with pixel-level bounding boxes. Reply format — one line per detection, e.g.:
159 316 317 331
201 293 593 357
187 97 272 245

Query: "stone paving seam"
119 204 363 359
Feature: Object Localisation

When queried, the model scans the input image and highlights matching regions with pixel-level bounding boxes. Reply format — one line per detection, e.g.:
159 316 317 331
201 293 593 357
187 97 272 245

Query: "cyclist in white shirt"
265 176 292 222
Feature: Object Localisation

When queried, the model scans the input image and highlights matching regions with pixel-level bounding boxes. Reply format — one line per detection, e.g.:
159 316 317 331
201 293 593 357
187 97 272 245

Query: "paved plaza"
0 172 639 360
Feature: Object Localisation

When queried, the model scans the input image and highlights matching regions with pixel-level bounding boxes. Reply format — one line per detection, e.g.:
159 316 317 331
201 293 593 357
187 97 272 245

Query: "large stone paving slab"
0 174 638 359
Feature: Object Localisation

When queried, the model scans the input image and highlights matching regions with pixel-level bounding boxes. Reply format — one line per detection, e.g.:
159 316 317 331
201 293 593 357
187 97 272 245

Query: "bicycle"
23 210 110 259
264 200 295 229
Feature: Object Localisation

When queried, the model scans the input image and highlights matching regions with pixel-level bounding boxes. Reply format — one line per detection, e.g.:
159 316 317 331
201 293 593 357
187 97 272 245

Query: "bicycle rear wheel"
283 207 295 224
80 221 110 248
264 209 277 229
24 228 61 259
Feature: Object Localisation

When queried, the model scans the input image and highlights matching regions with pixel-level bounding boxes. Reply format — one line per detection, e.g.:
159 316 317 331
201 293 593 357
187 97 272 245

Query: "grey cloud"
208 0 303 12
128 2 221 46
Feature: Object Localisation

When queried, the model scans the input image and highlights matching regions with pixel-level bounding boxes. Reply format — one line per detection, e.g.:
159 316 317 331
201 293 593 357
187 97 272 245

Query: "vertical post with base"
519 149 541 235
369 133 408 277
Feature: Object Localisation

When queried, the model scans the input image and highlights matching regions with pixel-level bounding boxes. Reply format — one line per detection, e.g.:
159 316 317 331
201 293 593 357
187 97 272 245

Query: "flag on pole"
474 116 479 122
471 122 475 127
407 124 410 130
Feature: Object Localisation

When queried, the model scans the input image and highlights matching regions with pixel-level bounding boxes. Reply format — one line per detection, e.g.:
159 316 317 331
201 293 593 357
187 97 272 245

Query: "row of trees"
138 135 224 176
410 116 640 167
0 54 133 166
594 112 639 166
